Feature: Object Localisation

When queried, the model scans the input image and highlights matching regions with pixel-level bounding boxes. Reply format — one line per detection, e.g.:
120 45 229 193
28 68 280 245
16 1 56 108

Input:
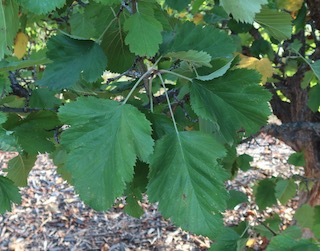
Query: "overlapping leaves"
148 131 229 238
16 0 66 14
58 97 154 210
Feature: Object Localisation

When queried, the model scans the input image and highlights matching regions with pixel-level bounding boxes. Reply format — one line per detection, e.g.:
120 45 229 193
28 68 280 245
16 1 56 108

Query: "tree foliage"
0 0 320 249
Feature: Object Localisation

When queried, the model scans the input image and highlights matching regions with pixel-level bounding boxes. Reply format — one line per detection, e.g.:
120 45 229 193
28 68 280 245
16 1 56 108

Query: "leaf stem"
97 16 117 44
159 69 193 82
157 73 180 135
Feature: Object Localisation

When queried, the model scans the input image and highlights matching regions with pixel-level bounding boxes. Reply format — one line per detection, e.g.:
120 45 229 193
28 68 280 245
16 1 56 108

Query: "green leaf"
0 112 6 124
227 190 248 209
124 5 163 57
37 34 107 89
166 50 212 67
255 215 281 239
165 0 191 11
275 179 297 205
0 129 20 152
190 69 271 143
307 83 320 112
0 0 19 60
11 111 60 154
288 152 305 166
148 131 229 238
16 0 66 14
196 57 234 81
0 176 21 213
161 22 236 59
124 161 149 217
255 6 292 41
29 88 61 109
294 204 315 228
94 0 121 5
254 178 277 210
209 228 240 251
58 96 154 210
220 0 267 24
69 13 97 38
5 154 37 187
237 154 253 171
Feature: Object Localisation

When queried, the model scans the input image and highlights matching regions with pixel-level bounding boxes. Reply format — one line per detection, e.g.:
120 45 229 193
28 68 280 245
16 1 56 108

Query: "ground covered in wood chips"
0 134 304 251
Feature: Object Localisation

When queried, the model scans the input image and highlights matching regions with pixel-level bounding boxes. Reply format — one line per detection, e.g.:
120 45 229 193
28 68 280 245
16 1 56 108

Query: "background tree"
0 0 320 249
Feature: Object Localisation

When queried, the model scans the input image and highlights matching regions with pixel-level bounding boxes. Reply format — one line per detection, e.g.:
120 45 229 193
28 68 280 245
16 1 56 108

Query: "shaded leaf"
275 178 297 205
190 69 271 143
227 190 248 209
294 204 314 228
5 154 37 186
37 34 107 89
148 131 229 238
209 227 240 251
0 176 21 213
29 88 61 109
196 57 234 81
288 152 305 166
59 96 154 210
166 50 212 67
255 178 277 210
165 0 191 11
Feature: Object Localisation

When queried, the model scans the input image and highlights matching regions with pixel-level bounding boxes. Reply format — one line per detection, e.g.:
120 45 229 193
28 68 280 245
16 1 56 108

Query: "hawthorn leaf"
196 57 234 81
209 227 241 251
69 13 97 38
275 179 296 205
10 111 60 154
58 96 154 210
161 22 236 59
190 69 271 143
124 8 163 56
5 154 37 186
288 152 305 166
0 0 19 60
254 179 277 210
166 50 212 67
255 6 292 41
165 0 191 11
29 88 61 109
0 176 21 213
16 0 66 14
148 131 229 238
37 34 107 89
220 0 267 23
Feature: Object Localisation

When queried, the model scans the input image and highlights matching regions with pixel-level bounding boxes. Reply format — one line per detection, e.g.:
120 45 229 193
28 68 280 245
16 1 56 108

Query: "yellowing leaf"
14 32 28 59
238 55 273 84
277 0 304 12
246 238 256 247
193 13 203 25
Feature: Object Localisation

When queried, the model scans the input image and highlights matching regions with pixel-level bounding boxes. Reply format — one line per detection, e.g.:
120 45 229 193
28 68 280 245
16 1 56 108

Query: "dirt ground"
0 134 303 250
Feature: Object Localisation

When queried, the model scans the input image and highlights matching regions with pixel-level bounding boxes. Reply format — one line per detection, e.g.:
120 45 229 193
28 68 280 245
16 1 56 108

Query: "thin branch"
0 106 57 113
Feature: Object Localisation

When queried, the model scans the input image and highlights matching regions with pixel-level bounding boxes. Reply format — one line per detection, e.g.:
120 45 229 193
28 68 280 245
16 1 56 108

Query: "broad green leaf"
196 57 234 81
16 0 66 14
254 179 277 210
165 0 191 11
5 154 37 186
100 9 136 72
294 204 315 228
166 50 212 67
70 13 97 38
29 88 61 109
307 83 320 112
227 190 248 209
190 69 271 143
255 215 281 239
161 22 236 59
124 5 163 57
220 0 267 24
0 0 19 60
210 228 240 251
10 111 60 154
275 179 296 205
237 154 253 171
255 6 292 41
37 34 107 89
0 112 6 124
309 60 320 81
288 152 305 166
0 176 21 213
59 96 154 210
148 131 229 238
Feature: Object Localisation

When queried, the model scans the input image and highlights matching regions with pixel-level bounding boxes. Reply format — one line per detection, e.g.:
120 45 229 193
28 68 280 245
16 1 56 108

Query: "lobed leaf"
37 34 107 89
0 176 21 214
190 69 271 143
59 96 154 210
148 131 229 239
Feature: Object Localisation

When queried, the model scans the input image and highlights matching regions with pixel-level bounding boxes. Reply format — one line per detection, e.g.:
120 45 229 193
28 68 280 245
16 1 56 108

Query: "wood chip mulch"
0 134 303 251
